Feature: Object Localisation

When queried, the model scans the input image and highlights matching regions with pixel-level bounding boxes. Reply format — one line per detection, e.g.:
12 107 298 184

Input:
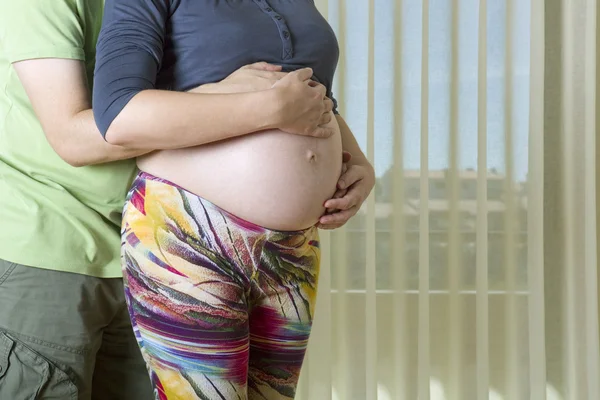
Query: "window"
322 0 536 398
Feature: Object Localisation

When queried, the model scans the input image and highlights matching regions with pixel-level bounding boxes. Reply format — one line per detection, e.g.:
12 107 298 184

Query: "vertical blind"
298 0 600 399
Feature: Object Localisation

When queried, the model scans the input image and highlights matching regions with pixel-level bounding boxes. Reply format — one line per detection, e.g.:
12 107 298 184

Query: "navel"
306 150 317 163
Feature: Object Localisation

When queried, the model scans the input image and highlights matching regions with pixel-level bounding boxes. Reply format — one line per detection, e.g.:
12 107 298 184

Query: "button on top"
253 0 294 59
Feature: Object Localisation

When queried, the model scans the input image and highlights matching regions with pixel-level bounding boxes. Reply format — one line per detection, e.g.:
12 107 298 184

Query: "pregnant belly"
136 117 343 231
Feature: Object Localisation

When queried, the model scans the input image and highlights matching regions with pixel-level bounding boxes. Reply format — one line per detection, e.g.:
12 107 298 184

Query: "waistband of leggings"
134 171 317 236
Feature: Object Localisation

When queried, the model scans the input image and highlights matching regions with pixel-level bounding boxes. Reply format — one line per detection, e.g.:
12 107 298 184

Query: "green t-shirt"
0 0 138 277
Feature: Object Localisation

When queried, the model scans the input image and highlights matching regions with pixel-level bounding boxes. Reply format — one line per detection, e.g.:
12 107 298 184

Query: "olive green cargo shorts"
0 259 153 400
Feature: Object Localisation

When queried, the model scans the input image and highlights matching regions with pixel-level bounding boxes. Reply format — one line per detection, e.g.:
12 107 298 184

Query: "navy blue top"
93 0 340 136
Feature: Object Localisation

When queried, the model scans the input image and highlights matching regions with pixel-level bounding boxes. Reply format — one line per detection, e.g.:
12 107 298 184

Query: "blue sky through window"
331 0 531 181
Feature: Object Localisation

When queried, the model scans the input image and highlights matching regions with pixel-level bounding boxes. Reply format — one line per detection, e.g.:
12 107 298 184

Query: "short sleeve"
93 0 170 136
0 0 85 63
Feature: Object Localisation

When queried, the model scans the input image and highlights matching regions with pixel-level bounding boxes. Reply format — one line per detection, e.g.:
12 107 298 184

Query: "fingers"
324 194 359 211
341 162 349 175
244 62 282 71
239 70 287 80
342 151 352 164
288 67 314 81
311 127 334 138
314 84 327 98
326 188 348 214
318 207 358 228
253 70 287 79
323 97 334 112
317 223 344 230
319 112 332 126
337 165 364 190
324 186 362 210
333 188 348 199
271 71 288 79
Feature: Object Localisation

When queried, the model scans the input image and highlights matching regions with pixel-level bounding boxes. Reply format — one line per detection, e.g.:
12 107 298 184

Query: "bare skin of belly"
137 114 343 231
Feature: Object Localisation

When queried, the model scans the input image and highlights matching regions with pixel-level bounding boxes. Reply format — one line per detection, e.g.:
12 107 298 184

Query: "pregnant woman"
93 1 374 399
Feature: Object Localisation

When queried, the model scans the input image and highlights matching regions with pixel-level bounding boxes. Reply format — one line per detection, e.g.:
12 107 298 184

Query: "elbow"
103 121 133 147
104 127 126 146
42 122 96 167
95 109 129 146
100 106 150 148
51 144 90 168
65 158 88 168
94 99 140 147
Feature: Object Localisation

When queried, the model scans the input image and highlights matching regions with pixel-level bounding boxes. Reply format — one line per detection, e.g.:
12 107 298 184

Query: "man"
0 1 155 398
0 1 373 398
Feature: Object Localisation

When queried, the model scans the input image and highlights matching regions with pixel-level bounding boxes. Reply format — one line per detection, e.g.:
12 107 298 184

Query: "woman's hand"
324 151 352 214
190 63 334 139
318 153 376 230
222 62 286 91
189 62 287 94
270 68 335 138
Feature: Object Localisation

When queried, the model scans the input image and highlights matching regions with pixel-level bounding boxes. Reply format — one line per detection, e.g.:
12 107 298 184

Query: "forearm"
74 79 253 163
336 115 373 169
13 58 150 167
105 90 276 149
58 110 149 166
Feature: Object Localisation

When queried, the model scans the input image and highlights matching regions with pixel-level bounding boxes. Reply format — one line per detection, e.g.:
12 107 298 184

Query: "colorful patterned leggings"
121 172 320 400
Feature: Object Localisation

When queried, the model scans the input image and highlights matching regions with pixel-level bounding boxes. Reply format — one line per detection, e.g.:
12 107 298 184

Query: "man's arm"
13 58 149 167
0 0 148 166
14 59 293 167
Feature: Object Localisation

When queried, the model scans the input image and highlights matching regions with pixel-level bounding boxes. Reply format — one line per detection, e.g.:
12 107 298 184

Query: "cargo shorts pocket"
0 332 78 400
